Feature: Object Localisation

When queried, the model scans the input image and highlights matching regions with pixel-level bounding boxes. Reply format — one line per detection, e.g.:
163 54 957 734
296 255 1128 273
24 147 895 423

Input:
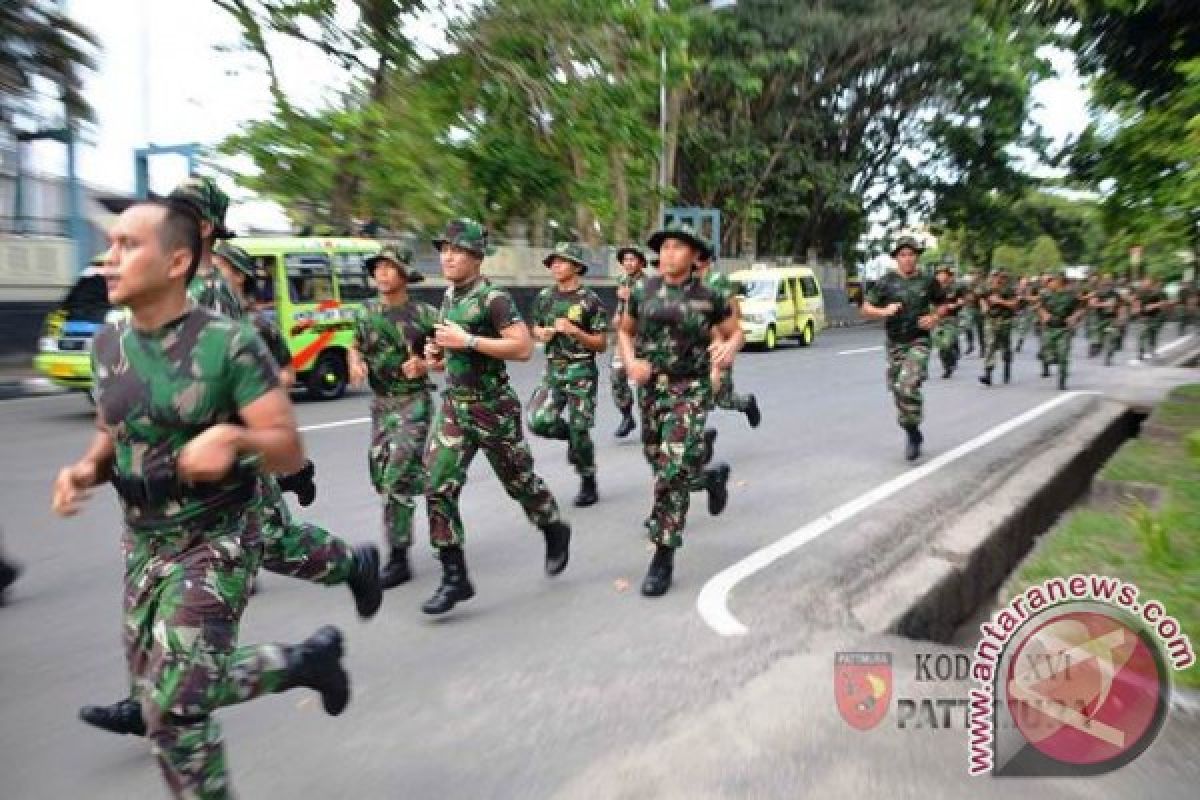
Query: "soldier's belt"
444 384 510 402
651 371 704 387
113 463 257 515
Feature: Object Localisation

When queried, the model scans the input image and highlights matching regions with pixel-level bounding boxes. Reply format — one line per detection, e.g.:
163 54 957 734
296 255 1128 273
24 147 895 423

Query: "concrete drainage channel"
854 399 1147 645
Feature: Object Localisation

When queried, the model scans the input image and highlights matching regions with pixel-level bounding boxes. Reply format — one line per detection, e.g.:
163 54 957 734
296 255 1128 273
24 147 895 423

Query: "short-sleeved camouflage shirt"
354 298 439 395
984 287 1017 320
187 262 244 320
251 310 292 370
1136 289 1168 318
92 307 278 530
1093 288 1120 319
866 270 945 343
439 277 523 393
1041 289 1081 327
627 273 733 379
532 285 609 375
614 271 644 319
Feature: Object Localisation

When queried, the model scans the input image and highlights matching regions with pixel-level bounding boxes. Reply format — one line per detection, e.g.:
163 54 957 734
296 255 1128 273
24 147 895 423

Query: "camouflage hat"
364 246 424 283
615 245 647 266
542 241 590 275
213 243 255 278
168 175 234 240
890 235 924 257
432 218 493 258
646 222 713 259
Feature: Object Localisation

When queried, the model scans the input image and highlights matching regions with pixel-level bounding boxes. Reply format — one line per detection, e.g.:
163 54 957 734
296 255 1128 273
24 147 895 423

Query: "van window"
331 252 373 302
252 255 278 307
285 253 335 304
733 279 777 301
800 276 820 298
776 281 789 302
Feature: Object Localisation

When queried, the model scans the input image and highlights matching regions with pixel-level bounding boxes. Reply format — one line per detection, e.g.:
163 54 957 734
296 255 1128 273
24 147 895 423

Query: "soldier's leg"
564 381 597 479
894 342 930 430
259 479 353 585
648 385 709 548
425 395 480 549
371 395 432 553
1000 325 1014 383
526 381 569 440
611 365 633 414
975 315 986 357
478 389 563 529
983 320 998 370
1103 322 1119 364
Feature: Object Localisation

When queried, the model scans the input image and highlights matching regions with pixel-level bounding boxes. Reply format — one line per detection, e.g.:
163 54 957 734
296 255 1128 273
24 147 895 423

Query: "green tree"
1027 234 1062 273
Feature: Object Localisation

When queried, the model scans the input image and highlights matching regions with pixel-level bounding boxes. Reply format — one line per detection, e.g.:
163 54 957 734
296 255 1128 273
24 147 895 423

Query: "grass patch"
1006 384 1200 689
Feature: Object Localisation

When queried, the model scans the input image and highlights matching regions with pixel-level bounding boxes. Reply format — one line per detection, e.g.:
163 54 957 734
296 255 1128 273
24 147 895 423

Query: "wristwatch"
466 335 478 351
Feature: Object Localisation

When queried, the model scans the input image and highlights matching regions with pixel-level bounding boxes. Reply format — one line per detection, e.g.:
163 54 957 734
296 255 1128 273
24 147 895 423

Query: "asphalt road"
1 322 1196 799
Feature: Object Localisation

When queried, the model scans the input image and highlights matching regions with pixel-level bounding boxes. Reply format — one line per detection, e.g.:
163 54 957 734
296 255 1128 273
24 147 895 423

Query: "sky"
32 0 1094 234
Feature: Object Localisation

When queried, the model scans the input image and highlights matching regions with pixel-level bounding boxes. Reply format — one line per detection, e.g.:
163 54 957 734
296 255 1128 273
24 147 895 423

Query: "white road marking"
695 391 1096 636
838 346 884 356
299 416 370 433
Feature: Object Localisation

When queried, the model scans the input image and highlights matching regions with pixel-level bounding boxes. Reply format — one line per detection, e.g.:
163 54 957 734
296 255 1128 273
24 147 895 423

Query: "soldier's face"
439 244 482 285
213 255 243 293
657 238 696 278
621 254 643 275
894 248 918 274
548 257 579 284
373 261 405 294
936 272 952 287
104 205 190 307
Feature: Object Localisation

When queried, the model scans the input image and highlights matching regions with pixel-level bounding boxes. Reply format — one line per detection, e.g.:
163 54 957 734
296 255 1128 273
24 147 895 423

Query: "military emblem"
835 652 892 731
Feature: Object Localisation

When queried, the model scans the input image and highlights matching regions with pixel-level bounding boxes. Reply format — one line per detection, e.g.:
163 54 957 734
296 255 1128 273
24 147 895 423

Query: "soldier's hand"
349 358 368 388
616 286 630 302
177 424 240 484
884 302 903 317
627 359 653 386
553 318 579 337
434 321 470 350
52 463 94 517
709 339 737 369
531 326 553 343
279 366 297 389
917 314 938 331
401 356 427 380
424 342 445 371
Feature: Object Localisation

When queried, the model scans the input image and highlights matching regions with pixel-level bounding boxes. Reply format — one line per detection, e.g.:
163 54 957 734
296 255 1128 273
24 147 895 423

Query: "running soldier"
527 242 609 507
1134 276 1170 360
611 245 648 438
1037 272 1084 390
932 266 964 378
979 271 1019 386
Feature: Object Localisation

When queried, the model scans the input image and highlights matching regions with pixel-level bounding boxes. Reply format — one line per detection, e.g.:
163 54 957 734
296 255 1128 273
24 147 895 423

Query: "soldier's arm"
52 421 114 516
617 311 639 369
231 389 305 475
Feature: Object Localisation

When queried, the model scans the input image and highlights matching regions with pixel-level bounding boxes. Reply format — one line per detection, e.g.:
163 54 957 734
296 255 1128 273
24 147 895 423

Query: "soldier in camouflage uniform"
862 236 947 461
170 176 245 320
52 199 352 799
419 219 572 615
932 266 964 379
1014 276 1040 353
695 251 760 430
1134 276 1170 360
1037 272 1084 390
349 246 439 588
615 223 742 597
979 271 1019 386
527 242 610 507
1089 274 1123 366
611 246 648 438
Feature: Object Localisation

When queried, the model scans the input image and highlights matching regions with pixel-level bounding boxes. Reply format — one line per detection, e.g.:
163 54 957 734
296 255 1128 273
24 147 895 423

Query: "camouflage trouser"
639 377 711 548
1086 311 1101 350
259 477 353 585
1040 326 1072 371
711 366 752 412
122 508 288 799
932 318 960 372
1096 317 1120 361
963 309 984 351
1015 307 1036 344
527 370 598 478
610 361 634 414
370 392 432 549
983 320 1013 369
1138 319 1164 356
425 386 562 548
885 340 930 429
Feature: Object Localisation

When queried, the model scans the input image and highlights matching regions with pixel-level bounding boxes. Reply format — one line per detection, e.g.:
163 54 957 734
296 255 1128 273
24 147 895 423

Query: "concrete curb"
853 396 1137 642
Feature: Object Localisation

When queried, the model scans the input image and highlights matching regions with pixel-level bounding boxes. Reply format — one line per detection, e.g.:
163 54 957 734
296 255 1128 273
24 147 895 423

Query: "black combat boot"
379 546 411 590
745 394 762 428
640 545 675 597
421 546 475 615
614 409 636 438
702 428 718 466
79 698 146 737
280 626 350 715
1041 362 1050 378
278 459 317 507
574 475 598 507
942 362 953 379
978 367 993 386
0 558 18 601
904 426 923 462
706 463 731 516
1058 368 1068 391
346 544 382 618
541 520 572 576
1003 360 1012 384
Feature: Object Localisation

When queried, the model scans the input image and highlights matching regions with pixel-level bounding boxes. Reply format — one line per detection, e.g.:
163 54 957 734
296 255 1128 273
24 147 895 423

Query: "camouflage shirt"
1041 289 1081 327
354 298 439 395
439 277 523 394
1136 289 1168 318
532 285 609 377
866 270 945 343
251 310 292 369
92 307 278 530
187 262 244 320
939 284 965 317
614 271 645 319
627 273 733 379
984 287 1017 320
1093 288 1120 319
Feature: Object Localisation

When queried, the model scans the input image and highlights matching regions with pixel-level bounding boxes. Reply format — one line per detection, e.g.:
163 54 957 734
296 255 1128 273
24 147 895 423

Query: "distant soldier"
420 219 571 615
1090 274 1122 366
527 242 609 507
932 266 964 378
611 245 648 438
1134 276 1169 360
171 175 245 319
861 236 947 461
979 271 1019 386
349 246 440 587
1014 276 1040 353
1037 272 1085 390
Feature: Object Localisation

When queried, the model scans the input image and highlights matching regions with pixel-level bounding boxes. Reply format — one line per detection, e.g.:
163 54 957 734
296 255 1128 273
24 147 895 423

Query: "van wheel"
306 352 347 401
764 325 777 351
799 322 814 347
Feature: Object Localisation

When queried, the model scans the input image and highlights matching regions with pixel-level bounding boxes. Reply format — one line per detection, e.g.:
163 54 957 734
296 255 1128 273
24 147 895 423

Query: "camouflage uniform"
1014 287 1039 352
1136 287 1168 358
932 282 963 377
355 297 439 549
527 281 609 479
187 266 244 320
425 277 562 547
627 274 733 547
982 285 1017 373
1092 287 1122 365
866 271 944 429
92 308 294 798
610 270 642 417
961 290 984 356
1038 288 1081 388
